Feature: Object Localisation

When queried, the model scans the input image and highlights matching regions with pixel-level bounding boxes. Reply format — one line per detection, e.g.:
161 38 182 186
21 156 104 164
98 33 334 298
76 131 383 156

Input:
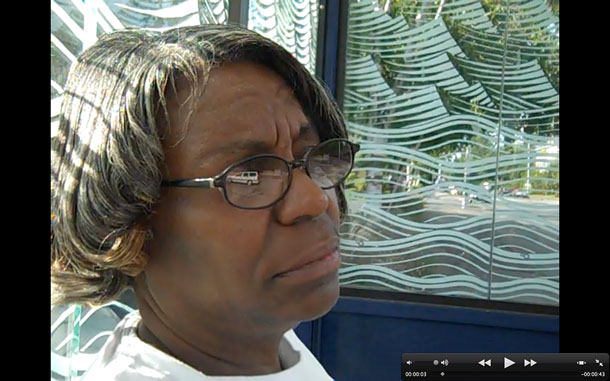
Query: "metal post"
311 317 323 360
228 0 249 27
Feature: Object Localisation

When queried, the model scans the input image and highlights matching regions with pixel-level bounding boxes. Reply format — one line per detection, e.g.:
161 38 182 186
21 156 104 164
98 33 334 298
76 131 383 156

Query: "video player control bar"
401 353 609 380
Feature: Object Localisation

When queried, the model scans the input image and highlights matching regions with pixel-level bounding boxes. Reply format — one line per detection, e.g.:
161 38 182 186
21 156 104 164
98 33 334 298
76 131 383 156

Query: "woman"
51 24 358 380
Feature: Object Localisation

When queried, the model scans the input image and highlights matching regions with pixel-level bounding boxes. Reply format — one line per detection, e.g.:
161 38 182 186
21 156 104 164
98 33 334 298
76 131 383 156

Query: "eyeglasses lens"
225 157 289 208
308 140 354 189
225 140 354 208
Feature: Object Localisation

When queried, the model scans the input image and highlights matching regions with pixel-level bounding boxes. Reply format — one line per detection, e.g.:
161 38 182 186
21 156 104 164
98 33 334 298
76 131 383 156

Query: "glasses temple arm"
161 178 217 188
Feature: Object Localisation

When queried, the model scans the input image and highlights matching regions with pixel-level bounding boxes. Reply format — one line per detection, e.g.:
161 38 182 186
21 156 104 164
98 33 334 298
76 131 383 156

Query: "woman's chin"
293 273 340 321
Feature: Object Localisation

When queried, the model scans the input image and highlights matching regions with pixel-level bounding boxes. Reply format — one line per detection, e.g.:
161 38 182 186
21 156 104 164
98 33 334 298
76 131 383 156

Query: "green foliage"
346 170 368 193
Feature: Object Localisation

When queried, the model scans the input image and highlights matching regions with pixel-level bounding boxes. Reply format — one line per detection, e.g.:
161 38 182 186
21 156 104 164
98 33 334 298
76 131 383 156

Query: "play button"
504 357 515 369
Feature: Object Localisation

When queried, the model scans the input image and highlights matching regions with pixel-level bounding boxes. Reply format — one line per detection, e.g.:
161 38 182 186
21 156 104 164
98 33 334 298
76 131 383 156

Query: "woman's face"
138 62 341 333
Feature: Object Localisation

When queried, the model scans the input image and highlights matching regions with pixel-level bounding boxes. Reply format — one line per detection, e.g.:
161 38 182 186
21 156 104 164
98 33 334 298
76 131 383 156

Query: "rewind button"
479 359 492 367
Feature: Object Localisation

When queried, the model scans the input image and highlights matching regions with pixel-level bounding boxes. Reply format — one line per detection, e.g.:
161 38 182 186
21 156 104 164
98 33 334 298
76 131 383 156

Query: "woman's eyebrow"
195 140 271 165
196 125 318 163
295 124 318 141
239 124 318 152
223 125 317 153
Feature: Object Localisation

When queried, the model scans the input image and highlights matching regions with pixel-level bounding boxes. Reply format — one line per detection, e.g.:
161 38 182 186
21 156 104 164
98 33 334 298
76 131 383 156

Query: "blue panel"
318 297 558 381
332 297 559 332
294 320 313 349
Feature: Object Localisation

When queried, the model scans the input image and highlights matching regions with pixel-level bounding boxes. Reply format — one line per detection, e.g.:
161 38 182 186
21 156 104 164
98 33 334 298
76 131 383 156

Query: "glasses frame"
161 138 361 210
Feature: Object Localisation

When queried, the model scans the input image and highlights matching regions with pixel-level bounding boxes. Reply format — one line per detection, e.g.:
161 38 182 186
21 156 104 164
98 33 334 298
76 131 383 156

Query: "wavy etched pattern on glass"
475 0 558 305
248 0 318 74
51 0 229 137
340 0 558 305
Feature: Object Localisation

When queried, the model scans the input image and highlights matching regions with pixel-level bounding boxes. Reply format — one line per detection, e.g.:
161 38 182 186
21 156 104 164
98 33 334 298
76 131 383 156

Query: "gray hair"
51 24 349 306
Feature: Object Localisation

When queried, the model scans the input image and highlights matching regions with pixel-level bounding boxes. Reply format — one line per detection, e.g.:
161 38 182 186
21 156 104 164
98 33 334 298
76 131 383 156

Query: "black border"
554 1 607 354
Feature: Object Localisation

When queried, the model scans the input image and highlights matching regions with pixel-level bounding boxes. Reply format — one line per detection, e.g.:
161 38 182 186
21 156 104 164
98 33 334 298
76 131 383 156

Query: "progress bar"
401 353 609 380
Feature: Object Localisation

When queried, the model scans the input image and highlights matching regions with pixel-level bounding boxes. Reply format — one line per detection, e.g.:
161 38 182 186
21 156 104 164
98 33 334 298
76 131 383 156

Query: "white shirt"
82 311 334 380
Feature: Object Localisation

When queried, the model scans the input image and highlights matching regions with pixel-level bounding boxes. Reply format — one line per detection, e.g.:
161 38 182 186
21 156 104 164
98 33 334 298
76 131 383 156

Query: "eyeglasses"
161 138 360 209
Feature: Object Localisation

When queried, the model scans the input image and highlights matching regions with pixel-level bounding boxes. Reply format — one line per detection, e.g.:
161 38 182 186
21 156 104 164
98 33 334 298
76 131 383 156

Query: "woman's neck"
134 278 286 376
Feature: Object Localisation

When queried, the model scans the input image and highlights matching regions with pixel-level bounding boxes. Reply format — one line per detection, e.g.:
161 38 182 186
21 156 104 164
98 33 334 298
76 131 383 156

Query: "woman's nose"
273 168 330 225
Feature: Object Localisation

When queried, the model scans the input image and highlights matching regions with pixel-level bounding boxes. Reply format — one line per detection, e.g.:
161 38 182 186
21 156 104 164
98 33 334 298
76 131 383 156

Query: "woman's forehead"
161 62 315 172
204 62 300 108
166 62 308 130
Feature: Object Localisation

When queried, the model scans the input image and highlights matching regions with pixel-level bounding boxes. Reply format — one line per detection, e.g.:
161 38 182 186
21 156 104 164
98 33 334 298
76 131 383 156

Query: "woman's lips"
275 249 341 282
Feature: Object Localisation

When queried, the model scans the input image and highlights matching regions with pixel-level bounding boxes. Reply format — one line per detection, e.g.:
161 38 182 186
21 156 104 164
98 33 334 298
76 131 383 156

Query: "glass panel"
340 0 558 306
51 305 81 380
476 0 559 306
247 0 319 74
50 0 229 137
51 291 137 380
